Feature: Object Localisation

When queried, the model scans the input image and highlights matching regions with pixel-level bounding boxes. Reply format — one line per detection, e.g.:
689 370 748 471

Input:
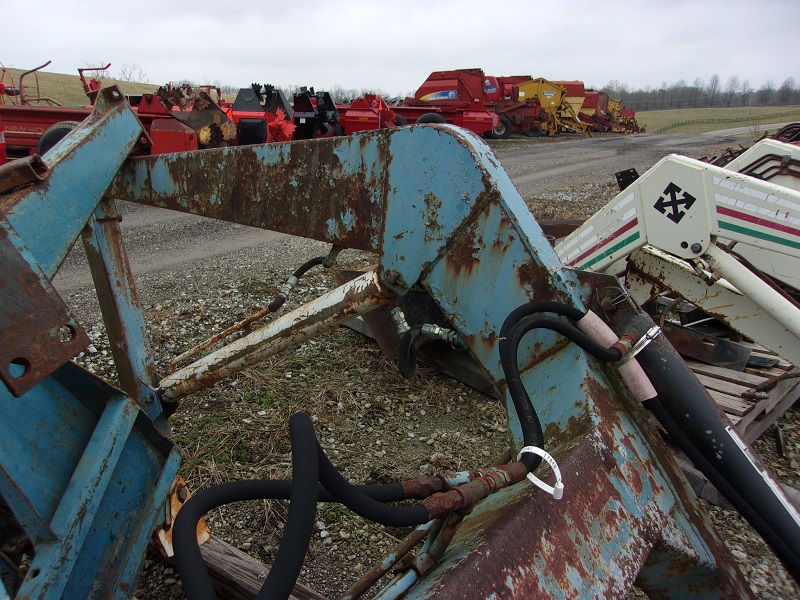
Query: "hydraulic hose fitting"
390 307 410 336
323 245 344 268
420 324 462 346
278 275 300 300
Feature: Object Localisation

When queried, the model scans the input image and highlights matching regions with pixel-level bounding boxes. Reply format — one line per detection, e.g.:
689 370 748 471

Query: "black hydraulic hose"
174 413 430 600
292 256 326 279
500 313 622 472
173 481 407 599
174 415 320 600
499 301 586 341
398 325 423 379
509 316 621 363
260 413 319 600
642 396 800 579
268 256 327 312
636 340 800 582
317 445 430 527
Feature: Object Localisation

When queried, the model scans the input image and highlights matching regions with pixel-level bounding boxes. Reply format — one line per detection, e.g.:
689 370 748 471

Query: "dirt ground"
48 130 800 599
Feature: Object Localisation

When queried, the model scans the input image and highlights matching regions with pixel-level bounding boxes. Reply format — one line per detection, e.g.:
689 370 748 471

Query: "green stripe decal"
578 232 641 269
719 221 800 251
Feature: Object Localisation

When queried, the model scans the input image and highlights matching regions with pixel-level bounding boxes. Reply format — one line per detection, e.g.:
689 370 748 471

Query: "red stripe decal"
716 205 800 239
569 218 638 266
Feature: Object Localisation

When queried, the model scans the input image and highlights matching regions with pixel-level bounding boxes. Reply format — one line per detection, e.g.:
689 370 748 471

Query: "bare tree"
692 77 705 108
723 75 739 107
707 73 721 107
83 60 112 79
777 77 797 105
740 79 752 106
118 63 149 84
756 80 776 105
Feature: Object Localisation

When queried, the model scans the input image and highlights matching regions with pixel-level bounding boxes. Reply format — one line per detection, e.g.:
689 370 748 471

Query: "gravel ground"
48 130 800 599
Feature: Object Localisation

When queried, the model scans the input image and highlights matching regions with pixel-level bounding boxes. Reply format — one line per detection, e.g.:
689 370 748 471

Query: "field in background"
3 67 160 106
636 106 800 134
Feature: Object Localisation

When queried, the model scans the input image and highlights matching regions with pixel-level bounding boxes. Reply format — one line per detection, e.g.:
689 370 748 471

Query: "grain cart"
2 86 800 599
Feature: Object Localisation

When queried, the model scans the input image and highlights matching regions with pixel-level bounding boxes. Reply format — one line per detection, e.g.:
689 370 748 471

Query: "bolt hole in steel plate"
8 358 31 378
0 228 90 396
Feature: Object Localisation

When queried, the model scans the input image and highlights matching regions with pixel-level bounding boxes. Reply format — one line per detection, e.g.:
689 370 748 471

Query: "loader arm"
555 153 800 363
5 93 799 597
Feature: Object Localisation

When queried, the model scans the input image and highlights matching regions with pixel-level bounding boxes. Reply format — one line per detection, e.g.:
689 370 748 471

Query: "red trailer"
337 94 405 134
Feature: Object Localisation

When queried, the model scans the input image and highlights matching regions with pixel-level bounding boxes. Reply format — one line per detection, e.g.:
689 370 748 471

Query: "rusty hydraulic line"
342 522 435 600
373 514 465 598
169 304 274 371
171 246 346 372
422 462 529 520
158 270 391 402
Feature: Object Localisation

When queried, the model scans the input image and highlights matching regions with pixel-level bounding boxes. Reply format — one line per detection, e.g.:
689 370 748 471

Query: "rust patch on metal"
0 226 90 396
109 136 387 252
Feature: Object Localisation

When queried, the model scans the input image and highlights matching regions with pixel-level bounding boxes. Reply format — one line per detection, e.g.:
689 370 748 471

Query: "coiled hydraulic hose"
173 413 431 600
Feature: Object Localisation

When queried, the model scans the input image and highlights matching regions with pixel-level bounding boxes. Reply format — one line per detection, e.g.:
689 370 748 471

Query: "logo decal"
654 182 696 224
420 90 458 101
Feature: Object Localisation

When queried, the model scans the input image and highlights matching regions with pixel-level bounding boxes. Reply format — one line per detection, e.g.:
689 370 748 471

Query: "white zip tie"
517 446 564 500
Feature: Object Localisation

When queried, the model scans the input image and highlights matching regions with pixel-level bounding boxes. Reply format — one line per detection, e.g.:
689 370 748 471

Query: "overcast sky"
3 0 798 97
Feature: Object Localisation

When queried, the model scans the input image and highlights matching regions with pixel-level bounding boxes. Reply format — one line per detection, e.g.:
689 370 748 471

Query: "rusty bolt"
177 485 189 503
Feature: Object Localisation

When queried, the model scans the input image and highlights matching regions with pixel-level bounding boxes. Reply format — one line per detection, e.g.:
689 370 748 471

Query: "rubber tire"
393 114 408 126
491 115 513 140
416 113 447 124
524 128 542 138
37 121 80 155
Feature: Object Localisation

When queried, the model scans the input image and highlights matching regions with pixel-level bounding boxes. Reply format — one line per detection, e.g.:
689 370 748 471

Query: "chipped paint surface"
2 111 758 598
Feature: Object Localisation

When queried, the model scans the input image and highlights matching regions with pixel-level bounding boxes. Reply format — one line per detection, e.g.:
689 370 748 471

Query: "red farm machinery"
409 68 643 138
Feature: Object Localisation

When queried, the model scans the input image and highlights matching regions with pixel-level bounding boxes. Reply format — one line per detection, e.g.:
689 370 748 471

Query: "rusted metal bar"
0 154 47 194
170 304 274 371
82 199 162 420
105 134 389 253
158 270 392 401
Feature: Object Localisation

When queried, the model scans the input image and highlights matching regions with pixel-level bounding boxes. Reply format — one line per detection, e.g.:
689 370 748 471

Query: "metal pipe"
704 244 800 340
159 270 390 401
342 522 434 599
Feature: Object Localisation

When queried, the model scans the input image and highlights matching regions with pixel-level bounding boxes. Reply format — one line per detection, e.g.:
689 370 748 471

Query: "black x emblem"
654 182 696 224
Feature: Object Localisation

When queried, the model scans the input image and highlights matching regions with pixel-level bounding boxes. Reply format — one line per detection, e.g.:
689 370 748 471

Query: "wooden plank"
685 359 765 386
191 535 327 600
694 373 753 401
704 388 753 417
737 388 800 444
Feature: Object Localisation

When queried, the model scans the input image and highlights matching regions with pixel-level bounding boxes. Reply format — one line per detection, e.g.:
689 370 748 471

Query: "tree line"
602 75 799 112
